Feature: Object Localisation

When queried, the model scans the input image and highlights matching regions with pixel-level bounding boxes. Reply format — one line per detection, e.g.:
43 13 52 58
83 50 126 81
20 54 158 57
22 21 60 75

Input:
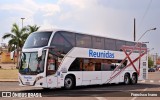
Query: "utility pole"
156 53 158 66
134 18 136 41
21 18 25 28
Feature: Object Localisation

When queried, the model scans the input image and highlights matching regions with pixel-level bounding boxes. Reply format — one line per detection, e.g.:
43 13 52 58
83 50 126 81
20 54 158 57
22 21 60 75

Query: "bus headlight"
35 76 43 82
19 76 23 84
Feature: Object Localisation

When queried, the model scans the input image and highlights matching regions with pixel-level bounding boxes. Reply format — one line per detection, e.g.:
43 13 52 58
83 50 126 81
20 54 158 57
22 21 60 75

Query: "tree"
27 25 40 35
2 23 28 51
2 23 40 63
2 24 40 52
148 56 154 68
2 23 28 65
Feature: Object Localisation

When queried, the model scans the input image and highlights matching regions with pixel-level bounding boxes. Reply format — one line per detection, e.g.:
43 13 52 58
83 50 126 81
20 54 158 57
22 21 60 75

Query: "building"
0 46 17 63
150 54 158 66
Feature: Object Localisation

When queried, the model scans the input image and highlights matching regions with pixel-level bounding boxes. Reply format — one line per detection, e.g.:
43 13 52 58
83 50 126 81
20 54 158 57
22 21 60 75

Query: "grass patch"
0 69 18 79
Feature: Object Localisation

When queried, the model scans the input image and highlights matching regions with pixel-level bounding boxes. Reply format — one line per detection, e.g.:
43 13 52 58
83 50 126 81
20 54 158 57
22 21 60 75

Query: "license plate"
25 82 30 85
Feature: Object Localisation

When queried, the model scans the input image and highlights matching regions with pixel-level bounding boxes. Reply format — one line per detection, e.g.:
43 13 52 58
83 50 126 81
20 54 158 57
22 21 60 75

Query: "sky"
0 0 159 55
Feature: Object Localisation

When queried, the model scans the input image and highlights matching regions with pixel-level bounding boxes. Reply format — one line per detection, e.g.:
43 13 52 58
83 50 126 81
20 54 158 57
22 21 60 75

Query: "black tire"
42 88 51 90
131 74 137 84
124 74 130 85
64 75 75 89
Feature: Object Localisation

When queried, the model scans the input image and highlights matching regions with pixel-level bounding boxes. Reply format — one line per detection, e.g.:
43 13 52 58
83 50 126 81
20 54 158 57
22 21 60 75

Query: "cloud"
58 0 91 9
40 4 60 17
55 0 134 40
0 0 62 32
0 5 33 15
1 0 160 54
0 0 60 20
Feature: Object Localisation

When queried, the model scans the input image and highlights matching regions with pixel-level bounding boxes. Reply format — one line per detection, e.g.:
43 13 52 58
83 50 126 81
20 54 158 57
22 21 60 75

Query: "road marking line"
80 89 125 91
13 97 34 100
150 80 154 83
95 97 107 100
139 80 145 83
131 88 147 100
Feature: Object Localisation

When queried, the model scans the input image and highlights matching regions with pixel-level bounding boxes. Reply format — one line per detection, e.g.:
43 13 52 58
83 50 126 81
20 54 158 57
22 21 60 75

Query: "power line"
138 0 153 30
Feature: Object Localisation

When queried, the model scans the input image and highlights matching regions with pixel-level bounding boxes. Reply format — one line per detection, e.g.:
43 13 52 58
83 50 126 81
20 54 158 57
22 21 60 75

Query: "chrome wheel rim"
125 76 129 84
65 78 72 88
132 75 136 83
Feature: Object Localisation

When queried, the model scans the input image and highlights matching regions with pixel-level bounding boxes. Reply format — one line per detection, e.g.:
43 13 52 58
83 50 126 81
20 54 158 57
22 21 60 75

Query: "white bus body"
18 30 148 89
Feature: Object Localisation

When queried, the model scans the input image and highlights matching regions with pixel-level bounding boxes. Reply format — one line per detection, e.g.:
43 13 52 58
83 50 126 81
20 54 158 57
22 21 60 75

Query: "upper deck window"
105 38 116 50
76 34 92 48
92 37 104 49
50 31 75 54
116 40 126 51
23 32 52 48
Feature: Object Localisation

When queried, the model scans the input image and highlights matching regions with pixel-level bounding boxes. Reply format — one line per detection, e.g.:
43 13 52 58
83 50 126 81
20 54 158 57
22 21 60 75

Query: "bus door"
82 59 101 85
46 52 58 88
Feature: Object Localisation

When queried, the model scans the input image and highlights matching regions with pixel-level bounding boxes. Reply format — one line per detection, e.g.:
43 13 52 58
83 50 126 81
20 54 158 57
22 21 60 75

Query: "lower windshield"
19 51 46 75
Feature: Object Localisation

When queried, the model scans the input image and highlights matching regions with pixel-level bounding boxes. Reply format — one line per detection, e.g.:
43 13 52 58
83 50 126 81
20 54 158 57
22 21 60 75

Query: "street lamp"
148 48 154 52
137 28 156 42
136 28 156 73
142 42 149 44
21 18 25 28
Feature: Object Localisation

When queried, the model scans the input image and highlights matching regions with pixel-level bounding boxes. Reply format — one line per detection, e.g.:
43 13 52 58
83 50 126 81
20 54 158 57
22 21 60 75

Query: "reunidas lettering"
89 49 114 58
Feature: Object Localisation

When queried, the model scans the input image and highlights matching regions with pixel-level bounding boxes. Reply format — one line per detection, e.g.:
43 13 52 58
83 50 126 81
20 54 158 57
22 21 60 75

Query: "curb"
0 79 18 82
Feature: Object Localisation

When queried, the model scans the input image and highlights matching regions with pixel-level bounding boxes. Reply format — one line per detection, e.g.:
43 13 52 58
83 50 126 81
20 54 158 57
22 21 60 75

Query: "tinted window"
116 40 126 51
68 58 127 71
23 32 52 48
142 44 147 47
101 63 114 71
126 42 135 46
92 37 104 49
105 38 116 50
51 32 73 54
60 31 75 46
95 63 101 71
76 34 92 48
68 58 81 71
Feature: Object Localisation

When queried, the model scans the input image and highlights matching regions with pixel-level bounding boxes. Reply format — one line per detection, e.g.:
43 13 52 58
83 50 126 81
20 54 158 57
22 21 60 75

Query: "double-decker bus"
18 29 148 89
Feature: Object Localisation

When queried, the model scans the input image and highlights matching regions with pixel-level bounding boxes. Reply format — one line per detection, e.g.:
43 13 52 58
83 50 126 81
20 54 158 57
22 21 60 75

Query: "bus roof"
36 29 145 45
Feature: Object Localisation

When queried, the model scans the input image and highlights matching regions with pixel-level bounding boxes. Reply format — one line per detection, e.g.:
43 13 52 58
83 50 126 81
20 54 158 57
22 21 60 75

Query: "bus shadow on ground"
19 83 160 97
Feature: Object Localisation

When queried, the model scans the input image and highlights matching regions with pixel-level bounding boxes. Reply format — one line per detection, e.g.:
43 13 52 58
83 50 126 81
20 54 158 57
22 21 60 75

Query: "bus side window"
47 53 57 75
68 58 80 71
111 64 116 70
48 54 56 70
88 62 95 71
95 63 101 71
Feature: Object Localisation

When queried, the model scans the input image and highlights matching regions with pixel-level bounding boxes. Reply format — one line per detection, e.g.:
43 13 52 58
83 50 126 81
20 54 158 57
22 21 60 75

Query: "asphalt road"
0 72 160 100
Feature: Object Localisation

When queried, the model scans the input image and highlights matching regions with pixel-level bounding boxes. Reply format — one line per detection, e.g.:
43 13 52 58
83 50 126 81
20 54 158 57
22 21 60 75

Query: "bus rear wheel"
124 74 130 85
131 74 137 84
64 75 75 89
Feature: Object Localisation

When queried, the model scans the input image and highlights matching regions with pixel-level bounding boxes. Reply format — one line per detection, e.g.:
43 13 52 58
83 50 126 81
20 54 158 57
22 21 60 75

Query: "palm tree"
2 23 28 65
2 23 28 51
2 23 40 55
27 25 40 35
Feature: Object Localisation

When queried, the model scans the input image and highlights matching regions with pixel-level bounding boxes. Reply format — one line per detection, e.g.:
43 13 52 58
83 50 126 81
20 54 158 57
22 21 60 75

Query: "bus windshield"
19 51 46 75
23 32 52 48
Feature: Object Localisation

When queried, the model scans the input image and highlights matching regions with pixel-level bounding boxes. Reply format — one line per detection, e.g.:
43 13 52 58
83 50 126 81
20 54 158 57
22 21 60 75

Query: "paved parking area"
0 72 159 100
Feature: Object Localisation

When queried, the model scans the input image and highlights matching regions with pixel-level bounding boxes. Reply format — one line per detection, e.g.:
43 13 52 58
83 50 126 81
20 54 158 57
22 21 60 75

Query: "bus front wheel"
64 75 75 89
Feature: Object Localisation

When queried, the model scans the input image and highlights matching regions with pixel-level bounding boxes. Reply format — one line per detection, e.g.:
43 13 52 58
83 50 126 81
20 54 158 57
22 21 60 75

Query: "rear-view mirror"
38 46 56 58
38 48 43 58
10 51 14 60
